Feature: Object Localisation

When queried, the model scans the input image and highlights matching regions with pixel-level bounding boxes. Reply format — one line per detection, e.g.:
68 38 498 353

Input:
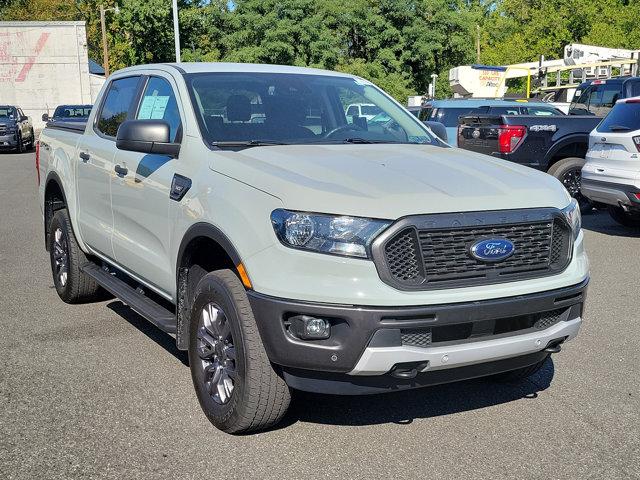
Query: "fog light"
289 315 331 340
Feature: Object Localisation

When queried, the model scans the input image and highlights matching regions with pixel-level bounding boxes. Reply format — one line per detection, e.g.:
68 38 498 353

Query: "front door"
110 75 183 294
76 75 141 258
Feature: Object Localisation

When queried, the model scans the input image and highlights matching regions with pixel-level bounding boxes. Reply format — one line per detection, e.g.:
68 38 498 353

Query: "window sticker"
138 95 170 120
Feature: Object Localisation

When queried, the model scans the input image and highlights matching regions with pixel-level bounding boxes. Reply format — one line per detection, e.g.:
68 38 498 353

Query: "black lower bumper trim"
581 178 640 207
282 350 550 395
248 278 588 373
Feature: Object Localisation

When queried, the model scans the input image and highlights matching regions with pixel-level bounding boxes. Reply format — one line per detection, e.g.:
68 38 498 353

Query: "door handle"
114 164 128 177
79 152 90 162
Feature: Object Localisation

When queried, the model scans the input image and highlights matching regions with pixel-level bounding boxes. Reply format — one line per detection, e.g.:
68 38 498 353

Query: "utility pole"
476 25 481 63
430 73 438 99
172 0 181 62
100 5 109 77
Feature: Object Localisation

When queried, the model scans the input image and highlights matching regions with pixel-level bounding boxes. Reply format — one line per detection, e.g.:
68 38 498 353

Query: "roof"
114 62 361 79
423 98 558 108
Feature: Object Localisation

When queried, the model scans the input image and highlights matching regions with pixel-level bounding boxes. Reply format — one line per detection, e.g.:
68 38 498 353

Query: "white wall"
0 21 105 130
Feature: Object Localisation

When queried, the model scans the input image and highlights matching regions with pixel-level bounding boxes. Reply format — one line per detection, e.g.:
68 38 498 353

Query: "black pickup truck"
457 113 601 210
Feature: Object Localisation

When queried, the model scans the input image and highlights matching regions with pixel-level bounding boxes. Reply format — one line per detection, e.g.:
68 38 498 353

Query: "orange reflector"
236 263 252 289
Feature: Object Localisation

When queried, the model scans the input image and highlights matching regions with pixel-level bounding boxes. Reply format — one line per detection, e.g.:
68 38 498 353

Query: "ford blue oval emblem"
469 238 515 262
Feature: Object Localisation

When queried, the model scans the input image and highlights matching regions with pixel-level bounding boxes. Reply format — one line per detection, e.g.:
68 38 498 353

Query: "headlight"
271 209 391 258
561 198 581 239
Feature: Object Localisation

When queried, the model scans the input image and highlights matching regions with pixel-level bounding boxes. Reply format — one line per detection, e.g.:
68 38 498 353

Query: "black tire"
16 132 24 153
547 157 592 213
490 358 547 383
188 269 290 434
608 206 640 228
27 129 35 150
48 209 101 303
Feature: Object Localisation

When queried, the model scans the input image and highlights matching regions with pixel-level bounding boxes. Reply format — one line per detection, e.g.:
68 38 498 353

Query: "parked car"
581 97 640 227
0 105 35 152
569 77 640 116
43 104 92 123
37 63 588 434
457 111 601 210
345 102 383 121
420 99 564 146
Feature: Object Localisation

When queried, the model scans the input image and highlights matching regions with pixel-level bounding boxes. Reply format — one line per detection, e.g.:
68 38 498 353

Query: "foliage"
0 0 637 101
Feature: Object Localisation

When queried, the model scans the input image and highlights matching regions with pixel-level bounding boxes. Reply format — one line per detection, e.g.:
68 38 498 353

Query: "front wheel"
547 157 592 213
188 270 291 434
608 206 640 228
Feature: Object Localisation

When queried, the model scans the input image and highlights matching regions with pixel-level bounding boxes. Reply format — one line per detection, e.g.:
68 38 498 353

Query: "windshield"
185 72 435 147
53 106 92 119
0 107 16 118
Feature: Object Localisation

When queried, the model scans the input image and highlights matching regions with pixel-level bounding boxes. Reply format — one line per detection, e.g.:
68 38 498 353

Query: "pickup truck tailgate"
457 115 501 156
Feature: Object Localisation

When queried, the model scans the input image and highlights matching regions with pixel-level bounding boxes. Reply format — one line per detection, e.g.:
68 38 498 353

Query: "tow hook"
390 361 429 379
544 340 564 354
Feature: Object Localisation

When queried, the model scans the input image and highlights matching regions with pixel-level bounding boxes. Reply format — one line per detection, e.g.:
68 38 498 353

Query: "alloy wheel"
52 227 69 287
196 302 237 405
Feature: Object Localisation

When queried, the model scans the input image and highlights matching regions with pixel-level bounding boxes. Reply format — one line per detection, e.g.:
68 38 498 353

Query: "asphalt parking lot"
1 151 638 480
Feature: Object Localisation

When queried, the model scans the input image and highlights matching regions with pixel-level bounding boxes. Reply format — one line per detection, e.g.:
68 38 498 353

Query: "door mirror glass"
42 113 49 122
116 119 180 156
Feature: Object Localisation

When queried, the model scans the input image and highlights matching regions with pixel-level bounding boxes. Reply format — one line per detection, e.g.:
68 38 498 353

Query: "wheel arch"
43 172 68 251
544 135 589 171
175 223 245 349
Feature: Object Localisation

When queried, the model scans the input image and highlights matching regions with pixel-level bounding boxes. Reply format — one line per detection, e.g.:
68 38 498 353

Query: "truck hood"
210 144 570 219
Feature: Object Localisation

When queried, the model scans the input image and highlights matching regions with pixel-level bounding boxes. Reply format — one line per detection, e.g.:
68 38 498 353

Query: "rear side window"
136 77 182 142
523 106 563 116
96 76 141 137
487 106 521 116
430 107 480 127
597 102 640 133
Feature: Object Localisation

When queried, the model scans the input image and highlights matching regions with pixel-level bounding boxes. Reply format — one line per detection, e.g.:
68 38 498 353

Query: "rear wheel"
188 270 290 434
608 206 640 228
48 209 102 303
548 157 592 213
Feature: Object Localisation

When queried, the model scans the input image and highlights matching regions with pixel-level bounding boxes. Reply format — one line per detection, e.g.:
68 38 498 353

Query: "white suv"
582 97 640 227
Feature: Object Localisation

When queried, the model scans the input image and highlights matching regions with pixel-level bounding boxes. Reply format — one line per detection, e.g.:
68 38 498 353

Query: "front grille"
374 209 572 290
397 308 567 348
0 125 6 135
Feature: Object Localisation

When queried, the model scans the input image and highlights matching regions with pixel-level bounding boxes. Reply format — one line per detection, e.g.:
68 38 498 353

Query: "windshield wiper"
210 140 289 149
342 138 402 144
608 125 631 132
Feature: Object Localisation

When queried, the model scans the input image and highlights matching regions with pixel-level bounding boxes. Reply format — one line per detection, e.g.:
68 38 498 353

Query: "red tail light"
35 141 41 186
498 125 526 153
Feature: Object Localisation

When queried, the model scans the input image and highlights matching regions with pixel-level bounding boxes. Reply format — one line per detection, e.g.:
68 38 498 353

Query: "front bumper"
249 278 588 392
581 178 640 209
0 133 18 148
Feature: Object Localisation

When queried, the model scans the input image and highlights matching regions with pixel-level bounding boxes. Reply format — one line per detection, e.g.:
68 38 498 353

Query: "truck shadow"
106 300 189 366
281 360 554 428
105 299 554 429
581 209 640 237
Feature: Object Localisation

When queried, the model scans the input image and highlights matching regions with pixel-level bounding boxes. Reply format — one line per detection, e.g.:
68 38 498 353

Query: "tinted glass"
431 107 480 127
524 106 564 116
0 107 17 118
630 81 640 98
598 102 640 132
54 106 91 118
97 76 140 137
488 106 521 116
186 72 435 146
136 77 181 142
570 85 592 115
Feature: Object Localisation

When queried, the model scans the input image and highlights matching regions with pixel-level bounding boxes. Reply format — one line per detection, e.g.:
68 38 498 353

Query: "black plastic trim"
43 171 69 251
248 277 588 373
282 350 551 395
370 207 573 291
581 178 640 205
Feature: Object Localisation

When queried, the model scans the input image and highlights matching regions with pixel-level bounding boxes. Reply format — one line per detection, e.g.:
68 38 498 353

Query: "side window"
418 107 432 121
136 77 182 142
346 105 359 117
570 86 592 114
595 85 621 116
96 76 141 137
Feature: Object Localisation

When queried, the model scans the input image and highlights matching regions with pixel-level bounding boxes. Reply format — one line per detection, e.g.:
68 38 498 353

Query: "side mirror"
42 113 49 122
21 115 29 122
423 120 448 143
116 119 180 157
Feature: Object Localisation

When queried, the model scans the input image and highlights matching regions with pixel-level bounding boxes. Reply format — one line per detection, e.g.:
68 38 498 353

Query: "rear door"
110 73 183 294
76 75 142 258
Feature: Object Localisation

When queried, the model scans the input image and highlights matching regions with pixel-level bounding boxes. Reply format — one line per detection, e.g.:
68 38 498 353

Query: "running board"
81 263 176 334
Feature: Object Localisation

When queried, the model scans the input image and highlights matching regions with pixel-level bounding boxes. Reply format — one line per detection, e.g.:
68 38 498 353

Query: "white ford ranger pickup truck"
37 63 589 433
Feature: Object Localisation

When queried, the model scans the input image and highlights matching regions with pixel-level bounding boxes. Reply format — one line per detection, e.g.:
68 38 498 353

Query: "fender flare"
543 133 590 170
175 222 243 350
43 171 69 250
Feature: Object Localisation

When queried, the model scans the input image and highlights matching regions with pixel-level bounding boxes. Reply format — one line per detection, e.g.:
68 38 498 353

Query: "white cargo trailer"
0 21 105 130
